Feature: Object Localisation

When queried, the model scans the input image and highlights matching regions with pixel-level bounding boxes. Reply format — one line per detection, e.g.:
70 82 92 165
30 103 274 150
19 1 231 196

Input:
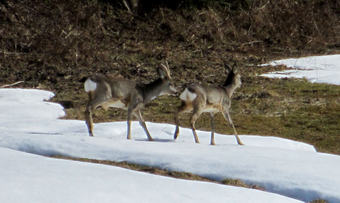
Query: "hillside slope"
1 0 339 154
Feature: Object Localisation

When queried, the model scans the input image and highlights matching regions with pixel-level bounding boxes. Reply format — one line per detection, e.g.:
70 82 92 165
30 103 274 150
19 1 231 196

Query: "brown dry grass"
0 2 339 201
51 155 263 190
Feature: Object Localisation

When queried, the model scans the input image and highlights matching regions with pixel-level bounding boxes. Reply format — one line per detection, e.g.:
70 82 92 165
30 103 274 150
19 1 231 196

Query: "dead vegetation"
51 155 264 190
0 0 339 147
1 0 338 90
0 2 339 201
0 0 339 153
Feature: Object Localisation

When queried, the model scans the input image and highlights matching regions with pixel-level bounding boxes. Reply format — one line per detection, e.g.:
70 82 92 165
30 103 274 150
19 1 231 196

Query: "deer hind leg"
222 111 244 145
174 101 191 140
134 109 153 141
209 112 216 145
85 105 94 136
85 95 103 137
190 108 203 144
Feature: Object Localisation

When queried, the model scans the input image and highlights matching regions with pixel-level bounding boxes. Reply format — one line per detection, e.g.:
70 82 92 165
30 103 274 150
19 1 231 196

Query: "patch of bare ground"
1 0 339 153
0 2 338 201
51 155 263 190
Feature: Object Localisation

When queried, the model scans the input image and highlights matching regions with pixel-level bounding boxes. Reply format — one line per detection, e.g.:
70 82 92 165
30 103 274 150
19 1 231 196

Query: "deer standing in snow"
84 63 176 140
174 66 244 145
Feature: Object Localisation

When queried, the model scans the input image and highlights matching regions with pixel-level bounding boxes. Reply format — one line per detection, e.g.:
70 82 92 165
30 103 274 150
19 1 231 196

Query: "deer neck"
224 83 239 98
140 78 165 103
223 72 241 98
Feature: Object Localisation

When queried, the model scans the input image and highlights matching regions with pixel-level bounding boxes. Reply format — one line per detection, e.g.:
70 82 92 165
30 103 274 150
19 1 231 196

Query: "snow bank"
261 54 340 85
1 147 303 203
0 83 340 202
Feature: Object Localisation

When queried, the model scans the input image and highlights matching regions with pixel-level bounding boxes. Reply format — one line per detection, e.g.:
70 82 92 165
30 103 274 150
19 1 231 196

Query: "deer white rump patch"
84 78 97 92
179 88 197 102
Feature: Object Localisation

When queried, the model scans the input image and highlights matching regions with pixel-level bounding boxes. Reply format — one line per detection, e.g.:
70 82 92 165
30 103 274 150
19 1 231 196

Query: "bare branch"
122 0 132 14
1 81 24 88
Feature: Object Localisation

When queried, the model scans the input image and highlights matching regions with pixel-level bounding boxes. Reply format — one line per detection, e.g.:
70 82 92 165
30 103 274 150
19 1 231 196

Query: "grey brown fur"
174 67 243 145
84 63 176 140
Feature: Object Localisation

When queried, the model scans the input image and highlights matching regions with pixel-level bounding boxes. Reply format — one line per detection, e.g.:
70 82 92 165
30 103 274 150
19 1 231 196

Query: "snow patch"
1 55 340 203
261 54 340 85
0 147 303 203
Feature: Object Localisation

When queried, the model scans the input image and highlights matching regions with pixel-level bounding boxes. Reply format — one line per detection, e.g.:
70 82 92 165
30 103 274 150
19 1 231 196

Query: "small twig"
241 40 263 46
0 51 26 55
122 0 132 14
1 81 24 88
257 1 270 10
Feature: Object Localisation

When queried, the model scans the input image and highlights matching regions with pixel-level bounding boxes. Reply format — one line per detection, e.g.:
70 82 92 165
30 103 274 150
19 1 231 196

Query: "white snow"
0 88 339 203
1 55 340 203
2 147 303 203
261 54 340 85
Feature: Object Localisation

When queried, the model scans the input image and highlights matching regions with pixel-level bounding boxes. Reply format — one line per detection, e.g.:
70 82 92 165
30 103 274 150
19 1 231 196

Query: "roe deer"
84 63 176 140
174 67 243 145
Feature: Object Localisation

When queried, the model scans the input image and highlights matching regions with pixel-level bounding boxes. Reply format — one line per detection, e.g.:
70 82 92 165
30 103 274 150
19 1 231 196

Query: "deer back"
85 74 113 101
85 74 137 106
107 78 137 100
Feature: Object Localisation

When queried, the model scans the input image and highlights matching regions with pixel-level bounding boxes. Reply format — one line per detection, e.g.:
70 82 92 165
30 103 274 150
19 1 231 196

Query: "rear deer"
84 63 176 141
174 67 243 145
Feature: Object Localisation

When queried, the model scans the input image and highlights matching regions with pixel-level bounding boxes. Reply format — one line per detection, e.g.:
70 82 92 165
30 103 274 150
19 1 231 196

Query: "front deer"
84 63 176 140
174 67 243 145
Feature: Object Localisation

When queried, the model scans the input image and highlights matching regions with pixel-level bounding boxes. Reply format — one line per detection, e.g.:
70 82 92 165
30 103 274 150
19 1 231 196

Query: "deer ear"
224 64 233 75
225 64 232 71
232 66 240 75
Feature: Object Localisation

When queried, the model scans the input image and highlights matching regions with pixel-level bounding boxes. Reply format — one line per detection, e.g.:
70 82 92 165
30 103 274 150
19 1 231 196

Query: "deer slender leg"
85 95 103 137
134 110 153 141
190 109 202 144
222 111 244 145
174 110 181 140
209 112 216 145
126 95 141 140
126 107 133 140
174 102 189 140
85 104 95 136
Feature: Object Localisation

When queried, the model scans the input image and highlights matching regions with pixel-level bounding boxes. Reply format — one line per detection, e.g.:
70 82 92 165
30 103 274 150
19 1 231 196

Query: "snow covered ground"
0 89 307 203
261 54 340 85
1 55 339 203
2 147 304 203
0 89 340 203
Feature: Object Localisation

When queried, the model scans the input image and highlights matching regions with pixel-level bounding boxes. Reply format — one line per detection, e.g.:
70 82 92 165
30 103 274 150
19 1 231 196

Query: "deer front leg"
127 108 133 140
209 112 216 145
127 97 141 140
222 111 244 145
134 110 153 141
174 110 180 140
